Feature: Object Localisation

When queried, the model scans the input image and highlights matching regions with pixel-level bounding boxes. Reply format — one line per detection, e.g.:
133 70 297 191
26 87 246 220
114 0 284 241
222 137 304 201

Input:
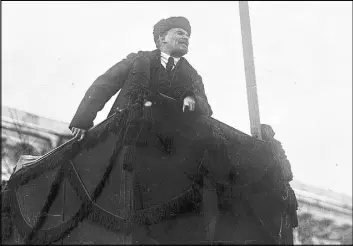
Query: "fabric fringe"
55 202 94 243
126 103 143 124
141 103 153 122
122 145 136 172
25 166 65 244
261 124 293 183
155 133 174 155
123 123 140 146
60 125 125 237
1 188 13 242
283 184 299 228
125 85 146 120
260 124 298 229
12 124 126 244
141 104 155 132
7 107 130 189
203 118 227 144
66 164 91 204
24 156 120 244
266 139 293 183
8 160 63 190
7 90 144 244
57 94 133 238
90 149 118 203
134 185 201 226
88 205 125 233
7 83 301 242
10 191 120 245
81 110 126 150
9 183 72 245
220 184 249 201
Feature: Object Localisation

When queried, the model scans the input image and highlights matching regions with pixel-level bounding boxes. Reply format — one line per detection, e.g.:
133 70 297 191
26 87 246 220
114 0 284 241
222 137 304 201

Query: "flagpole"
239 1 262 140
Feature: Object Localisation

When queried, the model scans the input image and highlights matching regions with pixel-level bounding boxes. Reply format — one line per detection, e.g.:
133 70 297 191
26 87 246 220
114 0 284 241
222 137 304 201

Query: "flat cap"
153 16 191 43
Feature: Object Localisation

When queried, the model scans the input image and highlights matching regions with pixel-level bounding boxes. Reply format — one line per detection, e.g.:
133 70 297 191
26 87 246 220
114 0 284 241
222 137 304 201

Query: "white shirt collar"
160 51 180 68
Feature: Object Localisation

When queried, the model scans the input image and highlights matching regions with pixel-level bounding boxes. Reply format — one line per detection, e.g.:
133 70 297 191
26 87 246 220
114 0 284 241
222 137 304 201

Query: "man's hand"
71 127 87 142
183 96 196 112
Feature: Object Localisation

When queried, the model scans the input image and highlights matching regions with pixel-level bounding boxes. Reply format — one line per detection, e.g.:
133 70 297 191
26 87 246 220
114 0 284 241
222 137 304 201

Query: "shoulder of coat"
137 50 153 58
181 57 200 77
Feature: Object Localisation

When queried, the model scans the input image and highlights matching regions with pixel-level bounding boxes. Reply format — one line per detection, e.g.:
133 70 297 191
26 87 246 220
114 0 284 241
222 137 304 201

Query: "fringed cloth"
1 89 298 244
2 84 149 244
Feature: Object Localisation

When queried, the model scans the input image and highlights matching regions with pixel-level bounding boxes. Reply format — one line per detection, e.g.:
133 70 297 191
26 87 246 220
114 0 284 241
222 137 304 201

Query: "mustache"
178 39 189 45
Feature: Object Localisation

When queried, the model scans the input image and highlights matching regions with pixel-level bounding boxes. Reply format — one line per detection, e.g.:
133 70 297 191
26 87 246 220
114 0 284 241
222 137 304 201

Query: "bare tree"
2 109 52 180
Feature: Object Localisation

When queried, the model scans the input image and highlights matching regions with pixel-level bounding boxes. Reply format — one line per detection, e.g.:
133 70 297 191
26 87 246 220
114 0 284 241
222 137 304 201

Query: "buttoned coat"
69 49 212 130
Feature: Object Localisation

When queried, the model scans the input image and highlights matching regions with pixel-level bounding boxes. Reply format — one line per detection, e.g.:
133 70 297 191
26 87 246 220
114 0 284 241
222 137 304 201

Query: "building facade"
291 180 352 244
1 106 72 181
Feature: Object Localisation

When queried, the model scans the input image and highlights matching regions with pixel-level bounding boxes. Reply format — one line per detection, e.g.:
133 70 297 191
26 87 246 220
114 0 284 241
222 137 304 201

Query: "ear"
158 35 166 43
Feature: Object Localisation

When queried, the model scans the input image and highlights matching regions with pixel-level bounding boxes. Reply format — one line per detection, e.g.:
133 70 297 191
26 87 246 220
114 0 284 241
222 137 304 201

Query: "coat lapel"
149 49 161 92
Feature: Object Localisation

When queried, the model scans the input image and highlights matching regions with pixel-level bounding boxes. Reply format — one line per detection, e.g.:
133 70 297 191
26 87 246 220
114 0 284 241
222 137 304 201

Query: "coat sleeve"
69 53 137 130
182 73 213 117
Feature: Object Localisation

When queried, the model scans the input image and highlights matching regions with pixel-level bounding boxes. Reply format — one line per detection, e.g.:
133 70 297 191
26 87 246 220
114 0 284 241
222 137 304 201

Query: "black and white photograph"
1 1 352 244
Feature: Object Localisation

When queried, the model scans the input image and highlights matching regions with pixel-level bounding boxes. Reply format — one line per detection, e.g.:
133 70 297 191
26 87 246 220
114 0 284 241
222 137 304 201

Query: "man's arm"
183 74 213 117
69 53 137 130
193 74 213 116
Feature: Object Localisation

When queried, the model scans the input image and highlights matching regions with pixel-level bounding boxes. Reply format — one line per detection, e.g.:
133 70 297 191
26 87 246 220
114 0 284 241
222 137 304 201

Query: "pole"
239 1 262 140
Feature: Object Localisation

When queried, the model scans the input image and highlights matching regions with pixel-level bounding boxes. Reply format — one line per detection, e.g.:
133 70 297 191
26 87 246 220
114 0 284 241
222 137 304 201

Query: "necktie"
166 57 174 78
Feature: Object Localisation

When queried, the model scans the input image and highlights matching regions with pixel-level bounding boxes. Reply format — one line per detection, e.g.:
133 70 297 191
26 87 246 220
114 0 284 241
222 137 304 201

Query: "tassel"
122 145 136 172
141 102 155 131
123 123 140 146
126 103 142 123
125 84 150 124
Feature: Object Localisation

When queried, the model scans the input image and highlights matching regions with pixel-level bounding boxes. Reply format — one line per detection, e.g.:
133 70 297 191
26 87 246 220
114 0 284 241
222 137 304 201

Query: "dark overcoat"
69 49 213 130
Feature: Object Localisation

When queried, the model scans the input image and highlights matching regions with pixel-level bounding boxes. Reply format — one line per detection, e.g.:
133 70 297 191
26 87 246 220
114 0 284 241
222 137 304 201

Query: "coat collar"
149 49 189 73
150 49 161 62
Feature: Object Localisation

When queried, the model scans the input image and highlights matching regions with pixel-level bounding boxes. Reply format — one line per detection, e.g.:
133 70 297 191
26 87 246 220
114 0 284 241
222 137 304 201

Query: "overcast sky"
2 1 352 196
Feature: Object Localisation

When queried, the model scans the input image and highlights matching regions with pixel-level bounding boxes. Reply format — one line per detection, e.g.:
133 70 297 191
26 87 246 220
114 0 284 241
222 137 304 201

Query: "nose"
181 35 189 43
180 32 189 39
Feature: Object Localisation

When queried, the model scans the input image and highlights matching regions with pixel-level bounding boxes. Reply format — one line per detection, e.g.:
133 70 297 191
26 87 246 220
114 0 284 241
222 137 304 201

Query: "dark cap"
153 16 191 43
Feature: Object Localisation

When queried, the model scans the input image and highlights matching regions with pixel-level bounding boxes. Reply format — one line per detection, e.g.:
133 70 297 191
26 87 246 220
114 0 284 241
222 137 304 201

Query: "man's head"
153 16 191 57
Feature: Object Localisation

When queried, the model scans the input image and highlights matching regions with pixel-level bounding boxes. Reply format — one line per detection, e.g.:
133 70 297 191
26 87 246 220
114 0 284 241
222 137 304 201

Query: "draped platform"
1 94 298 244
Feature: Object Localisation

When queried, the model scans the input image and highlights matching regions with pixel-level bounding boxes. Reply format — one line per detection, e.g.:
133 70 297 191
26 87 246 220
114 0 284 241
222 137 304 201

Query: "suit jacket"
69 49 212 130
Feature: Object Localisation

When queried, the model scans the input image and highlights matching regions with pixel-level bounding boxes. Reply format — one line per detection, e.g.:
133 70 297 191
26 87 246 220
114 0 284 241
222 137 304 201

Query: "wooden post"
239 1 262 140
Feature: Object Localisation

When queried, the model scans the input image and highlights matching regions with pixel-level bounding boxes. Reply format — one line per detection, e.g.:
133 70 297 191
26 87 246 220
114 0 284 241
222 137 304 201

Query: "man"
70 16 212 139
69 16 228 243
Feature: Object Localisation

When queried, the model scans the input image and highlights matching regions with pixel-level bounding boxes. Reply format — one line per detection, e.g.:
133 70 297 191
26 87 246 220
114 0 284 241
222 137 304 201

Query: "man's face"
159 28 190 57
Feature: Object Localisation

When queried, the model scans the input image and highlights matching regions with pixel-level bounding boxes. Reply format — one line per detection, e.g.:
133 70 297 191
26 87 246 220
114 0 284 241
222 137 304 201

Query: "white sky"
2 1 352 196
